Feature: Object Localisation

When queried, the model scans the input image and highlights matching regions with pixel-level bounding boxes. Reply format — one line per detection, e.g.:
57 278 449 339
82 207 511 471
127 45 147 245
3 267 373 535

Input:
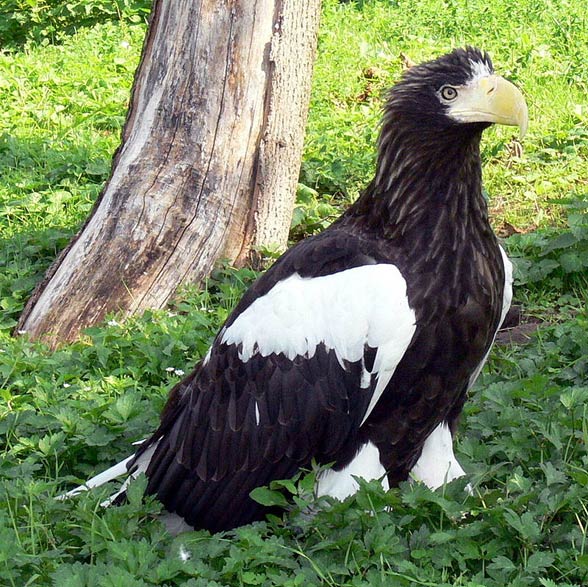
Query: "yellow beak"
448 75 528 138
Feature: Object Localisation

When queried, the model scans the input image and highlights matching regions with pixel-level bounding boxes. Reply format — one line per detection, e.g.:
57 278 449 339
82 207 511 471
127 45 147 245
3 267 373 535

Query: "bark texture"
17 0 321 347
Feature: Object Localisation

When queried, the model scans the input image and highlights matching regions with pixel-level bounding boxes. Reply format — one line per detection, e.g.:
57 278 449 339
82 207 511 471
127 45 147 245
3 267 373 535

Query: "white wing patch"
221 265 417 422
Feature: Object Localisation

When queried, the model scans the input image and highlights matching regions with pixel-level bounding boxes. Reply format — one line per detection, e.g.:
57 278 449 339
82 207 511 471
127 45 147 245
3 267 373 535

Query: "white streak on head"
468 59 493 84
410 422 466 489
254 401 260 425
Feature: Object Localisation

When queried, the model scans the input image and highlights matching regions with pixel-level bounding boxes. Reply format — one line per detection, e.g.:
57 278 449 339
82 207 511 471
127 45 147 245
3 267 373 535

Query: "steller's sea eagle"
65 47 528 533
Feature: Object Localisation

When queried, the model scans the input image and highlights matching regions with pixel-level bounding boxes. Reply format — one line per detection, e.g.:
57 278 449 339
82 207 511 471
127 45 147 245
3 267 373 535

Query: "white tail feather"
57 440 158 504
57 454 136 500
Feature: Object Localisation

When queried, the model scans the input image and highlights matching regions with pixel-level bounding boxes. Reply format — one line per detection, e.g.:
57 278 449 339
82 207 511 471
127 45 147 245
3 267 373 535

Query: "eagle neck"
343 128 493 255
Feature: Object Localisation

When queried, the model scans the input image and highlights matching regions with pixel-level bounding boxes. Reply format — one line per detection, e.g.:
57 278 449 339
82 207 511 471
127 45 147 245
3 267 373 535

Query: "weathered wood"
17 0 321 347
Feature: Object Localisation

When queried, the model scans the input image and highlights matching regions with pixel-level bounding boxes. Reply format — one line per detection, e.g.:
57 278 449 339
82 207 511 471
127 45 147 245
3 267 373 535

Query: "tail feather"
101 444 158 506
57 440 158 504
57 454 136 501
56 442 194 535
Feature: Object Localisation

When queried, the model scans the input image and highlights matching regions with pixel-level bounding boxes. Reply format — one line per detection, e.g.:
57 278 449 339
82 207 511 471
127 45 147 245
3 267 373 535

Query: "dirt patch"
495 305 544 345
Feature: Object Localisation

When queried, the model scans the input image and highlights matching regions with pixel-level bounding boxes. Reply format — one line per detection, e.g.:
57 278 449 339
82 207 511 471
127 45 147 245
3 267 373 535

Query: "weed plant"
0 1 587 585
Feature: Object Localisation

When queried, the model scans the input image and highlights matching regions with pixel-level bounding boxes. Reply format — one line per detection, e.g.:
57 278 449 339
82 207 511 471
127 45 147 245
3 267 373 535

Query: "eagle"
65 47 528 534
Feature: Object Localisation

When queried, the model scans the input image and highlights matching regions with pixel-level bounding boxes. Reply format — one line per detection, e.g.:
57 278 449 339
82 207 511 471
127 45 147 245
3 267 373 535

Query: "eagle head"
382 47 528 140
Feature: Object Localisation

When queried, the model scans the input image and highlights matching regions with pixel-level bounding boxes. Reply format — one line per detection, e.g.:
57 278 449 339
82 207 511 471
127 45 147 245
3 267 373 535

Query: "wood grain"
17 0 320 347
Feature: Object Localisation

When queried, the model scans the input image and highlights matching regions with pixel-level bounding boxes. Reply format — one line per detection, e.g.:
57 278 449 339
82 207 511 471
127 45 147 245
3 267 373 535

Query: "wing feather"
129 242 416 531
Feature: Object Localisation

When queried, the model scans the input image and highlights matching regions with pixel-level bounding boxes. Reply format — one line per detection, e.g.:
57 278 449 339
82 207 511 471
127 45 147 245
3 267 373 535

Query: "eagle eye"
439 85 458 101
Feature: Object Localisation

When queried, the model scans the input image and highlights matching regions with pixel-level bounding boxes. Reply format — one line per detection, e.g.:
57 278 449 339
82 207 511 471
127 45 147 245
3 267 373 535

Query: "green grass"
304 0 588 231
0 0 587 585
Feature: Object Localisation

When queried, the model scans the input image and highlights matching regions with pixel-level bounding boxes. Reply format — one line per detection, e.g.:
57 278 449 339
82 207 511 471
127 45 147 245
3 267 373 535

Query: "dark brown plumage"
78 47 527 533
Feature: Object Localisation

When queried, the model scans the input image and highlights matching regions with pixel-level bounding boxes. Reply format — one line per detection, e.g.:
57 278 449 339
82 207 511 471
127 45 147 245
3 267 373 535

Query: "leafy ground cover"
0 0 587 585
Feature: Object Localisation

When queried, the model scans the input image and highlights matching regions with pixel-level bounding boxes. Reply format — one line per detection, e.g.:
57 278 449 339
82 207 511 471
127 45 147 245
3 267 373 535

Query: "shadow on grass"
0 132 111 195
0 226 74 330
0 0 152 50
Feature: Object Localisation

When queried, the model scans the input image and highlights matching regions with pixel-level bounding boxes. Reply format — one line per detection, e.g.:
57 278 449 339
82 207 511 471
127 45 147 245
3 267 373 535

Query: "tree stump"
16 0 321 347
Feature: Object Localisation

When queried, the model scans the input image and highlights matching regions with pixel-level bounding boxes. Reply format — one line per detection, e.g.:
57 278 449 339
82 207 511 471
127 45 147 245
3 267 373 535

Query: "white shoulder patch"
221 265 415 363
221 265 417 421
